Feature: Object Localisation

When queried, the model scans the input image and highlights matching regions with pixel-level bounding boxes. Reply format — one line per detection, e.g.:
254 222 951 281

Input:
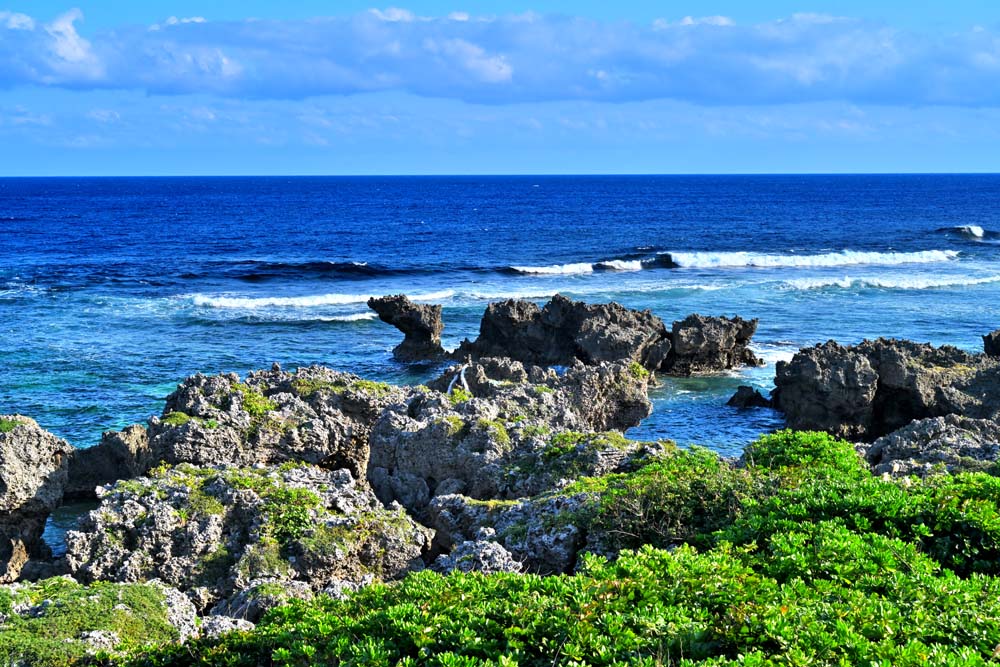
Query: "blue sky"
2 2 1000 175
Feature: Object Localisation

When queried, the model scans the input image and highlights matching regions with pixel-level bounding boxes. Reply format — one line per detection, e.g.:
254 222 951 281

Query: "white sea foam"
596 259 644 271
318 312 378 322
510 262 595 275
191 290 454 309
752 345 798 366
783 274 1000 291
664 249 960 269
956 225 986 238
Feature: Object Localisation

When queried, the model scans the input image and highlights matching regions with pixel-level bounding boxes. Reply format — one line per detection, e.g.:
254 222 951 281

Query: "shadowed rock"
367 294 445 360
986 329 1000 357
453 294 759 375
0 415 74 582
669 314 762 375
774 337 1000 441
65 425 154 501
726 386 773 409
864 415 1000 477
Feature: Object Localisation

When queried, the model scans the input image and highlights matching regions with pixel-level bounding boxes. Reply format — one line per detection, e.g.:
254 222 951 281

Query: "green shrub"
233 383 276 418
448 387 472 405
743 429 866 478
627 360 650 379
0 579 177 667
584 446 765 550
161 412 191 427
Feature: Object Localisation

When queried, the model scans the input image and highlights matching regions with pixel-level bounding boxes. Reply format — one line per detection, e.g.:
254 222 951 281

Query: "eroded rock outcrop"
64 463 431 612
429 492 592 574
0 415 73 582
985 329 1000 358
455 295 674 371
368 295 445 360
368 359 660 516
726 386 773 409
148 365 413 480
774 337 1000 440
65 425 153 500
864 415 1000 478
669 314 762 375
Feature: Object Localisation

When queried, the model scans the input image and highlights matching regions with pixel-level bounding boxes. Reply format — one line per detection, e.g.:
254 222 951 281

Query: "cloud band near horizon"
2 8 1000 106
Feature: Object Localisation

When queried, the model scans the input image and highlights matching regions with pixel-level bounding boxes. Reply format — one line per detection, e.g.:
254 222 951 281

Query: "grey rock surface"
66 425 153 500
64 462 431 611
0 415 74 582
200 615 256 639
865 415 1000 477
368 294 445 360
149 365 412 480
369 359 659 515
669 314 762 375
432 540 522 574
774 337 1000 440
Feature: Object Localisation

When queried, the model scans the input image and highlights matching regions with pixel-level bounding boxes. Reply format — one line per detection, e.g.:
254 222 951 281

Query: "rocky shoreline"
2 293 1000 660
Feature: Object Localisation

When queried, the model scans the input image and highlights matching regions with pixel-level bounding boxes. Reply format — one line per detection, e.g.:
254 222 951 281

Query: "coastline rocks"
726 386 773 409
455 295 674 371
774 337 1000 440
64 463 431 610
452 294 761 376
429 358 653 432
200 615 256 639
864 415 1000 477
368 295 445 360
985 329 1000 357
149 366 412 480
0 577 198 654
0 416 74 582
432 540 522 574
669 314 762 375
429 493 590 574
368 361 657 515
773 342 879 439
65 425 153 501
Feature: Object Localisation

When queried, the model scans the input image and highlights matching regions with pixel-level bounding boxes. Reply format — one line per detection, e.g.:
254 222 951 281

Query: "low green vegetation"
233 382 277 418
292 377 393 399
0 579 177 667
13 430 1000 666
475 418 511 448
448 387 472 405
161 412 191 427
628 360 650 379
0 416 23 433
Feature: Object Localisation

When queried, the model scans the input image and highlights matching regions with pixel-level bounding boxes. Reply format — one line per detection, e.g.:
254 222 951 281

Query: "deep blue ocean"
3 175 1000 457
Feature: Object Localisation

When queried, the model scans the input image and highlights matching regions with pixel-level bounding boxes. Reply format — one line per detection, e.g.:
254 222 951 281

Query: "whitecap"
783 274 1000 291
663 249 959 269
595 259 644 271
318 312 378 322
509 262 595 275
190 289 454 309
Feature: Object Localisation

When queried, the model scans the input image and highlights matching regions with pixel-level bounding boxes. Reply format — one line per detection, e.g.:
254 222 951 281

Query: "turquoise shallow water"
2 175 999 457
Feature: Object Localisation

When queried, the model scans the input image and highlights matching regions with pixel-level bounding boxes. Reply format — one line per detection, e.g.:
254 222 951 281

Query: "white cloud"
87 109 120 123
2 9 1000 108
0 11 34 30
45 10 92 63
370 8 416 23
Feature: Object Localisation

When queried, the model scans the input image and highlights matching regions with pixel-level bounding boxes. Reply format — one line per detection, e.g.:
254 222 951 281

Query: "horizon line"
2 171 1000 179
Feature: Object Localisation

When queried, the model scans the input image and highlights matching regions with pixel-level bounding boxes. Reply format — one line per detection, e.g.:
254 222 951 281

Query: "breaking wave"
782 274 1000 291
190 290 454 309
663 249 959 269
